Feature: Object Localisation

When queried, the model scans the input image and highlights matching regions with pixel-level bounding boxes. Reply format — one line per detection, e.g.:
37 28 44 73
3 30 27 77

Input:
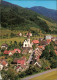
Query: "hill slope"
1 1 57 34
28 6 57 21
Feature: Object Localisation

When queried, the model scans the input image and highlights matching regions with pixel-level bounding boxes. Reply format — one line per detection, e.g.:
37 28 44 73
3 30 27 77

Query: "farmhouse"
45 35 52 40
1 43 8 49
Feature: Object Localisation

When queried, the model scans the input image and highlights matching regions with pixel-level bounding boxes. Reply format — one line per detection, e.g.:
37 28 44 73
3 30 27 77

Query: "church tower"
23 32 32 48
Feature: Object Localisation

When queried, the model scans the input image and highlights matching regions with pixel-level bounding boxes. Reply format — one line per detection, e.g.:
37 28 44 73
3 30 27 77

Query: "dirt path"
21 69 57 80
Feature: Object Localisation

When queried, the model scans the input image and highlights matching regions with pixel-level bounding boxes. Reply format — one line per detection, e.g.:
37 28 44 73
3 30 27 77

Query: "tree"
40 58 51 70
13 53 22 58
40 43 57 68
32 44 36 50
4 68 18 80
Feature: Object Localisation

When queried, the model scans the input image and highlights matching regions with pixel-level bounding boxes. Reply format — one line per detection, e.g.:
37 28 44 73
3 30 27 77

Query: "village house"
17 33 22 37
1 43 8 50
26 32 32 37
39 38 43 41
32 40 39 45
34 48 42 61
13 57 26 72
4 49 21 56
0 59 8 71
38 46 45 51
45 35 52 40
51 37 56 41
46 39 51 44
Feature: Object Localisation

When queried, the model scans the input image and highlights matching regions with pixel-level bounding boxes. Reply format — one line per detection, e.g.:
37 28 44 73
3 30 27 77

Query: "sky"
3 0 57 10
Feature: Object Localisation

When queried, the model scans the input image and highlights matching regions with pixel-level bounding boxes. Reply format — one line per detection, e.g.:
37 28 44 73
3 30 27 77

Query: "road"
21 68 57 80
27 50 34 64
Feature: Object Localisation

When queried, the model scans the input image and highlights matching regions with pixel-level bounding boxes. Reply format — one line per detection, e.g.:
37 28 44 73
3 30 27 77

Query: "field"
0 29 28 36
0 28 57 47
30 70 57 80
0 37 26 46
0 34 57 47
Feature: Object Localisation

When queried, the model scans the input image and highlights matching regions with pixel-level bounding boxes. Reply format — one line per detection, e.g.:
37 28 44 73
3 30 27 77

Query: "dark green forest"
1 1 57 34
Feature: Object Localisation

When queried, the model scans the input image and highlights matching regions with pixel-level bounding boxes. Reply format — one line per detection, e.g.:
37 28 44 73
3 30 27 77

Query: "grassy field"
0 34 57 47
0 29 28 36
30 70 57 80
0 37 26 46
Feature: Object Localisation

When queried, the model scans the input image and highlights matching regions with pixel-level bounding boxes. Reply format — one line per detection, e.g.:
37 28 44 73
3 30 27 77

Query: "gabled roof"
0 60 8 66
2 60 7 66
32 40 39 44
46 39 51 44
14 49 21 53
38 46 43 49
4 50 9 54
1 43 8 47
17 60 25 65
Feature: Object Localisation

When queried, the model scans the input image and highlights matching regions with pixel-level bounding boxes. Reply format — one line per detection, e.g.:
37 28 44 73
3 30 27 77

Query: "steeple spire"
27 32 30 39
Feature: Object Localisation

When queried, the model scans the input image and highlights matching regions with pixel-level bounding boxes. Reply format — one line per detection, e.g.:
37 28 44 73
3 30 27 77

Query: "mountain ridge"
1 1 57 34
27 6 57 21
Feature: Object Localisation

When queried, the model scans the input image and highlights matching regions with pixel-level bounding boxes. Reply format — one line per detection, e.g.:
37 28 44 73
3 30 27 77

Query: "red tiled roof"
14 49 21 53
11 50 15 54
4 50 9 54
2 60 7 66
38 46 43 48
32 40 39 44
17 60 25 65
46 39 51 44
55 50 57 55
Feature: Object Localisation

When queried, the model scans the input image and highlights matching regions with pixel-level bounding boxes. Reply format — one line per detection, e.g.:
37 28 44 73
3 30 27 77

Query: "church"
23 32 32 48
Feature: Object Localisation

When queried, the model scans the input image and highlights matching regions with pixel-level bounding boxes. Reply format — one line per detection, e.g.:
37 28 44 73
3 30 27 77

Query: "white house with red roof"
1 60 8 67
14 57 26 72
46 39 51 44
1 43 8 50
45 35 52 40
26 32 32 37
14 49 21 53
4 49 21 56
34 48 42 61
32 40 39 45
0 59 8 70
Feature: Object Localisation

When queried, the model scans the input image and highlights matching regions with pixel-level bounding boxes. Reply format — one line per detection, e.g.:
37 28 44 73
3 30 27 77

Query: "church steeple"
27 32 30 39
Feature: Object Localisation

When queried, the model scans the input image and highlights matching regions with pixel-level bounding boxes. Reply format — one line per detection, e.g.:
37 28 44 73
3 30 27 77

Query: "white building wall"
23 39 32 47
46 35 52 40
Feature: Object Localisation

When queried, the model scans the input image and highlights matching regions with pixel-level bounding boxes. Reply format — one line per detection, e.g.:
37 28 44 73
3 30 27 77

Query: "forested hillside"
1 1 57 34
28 6 57 21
